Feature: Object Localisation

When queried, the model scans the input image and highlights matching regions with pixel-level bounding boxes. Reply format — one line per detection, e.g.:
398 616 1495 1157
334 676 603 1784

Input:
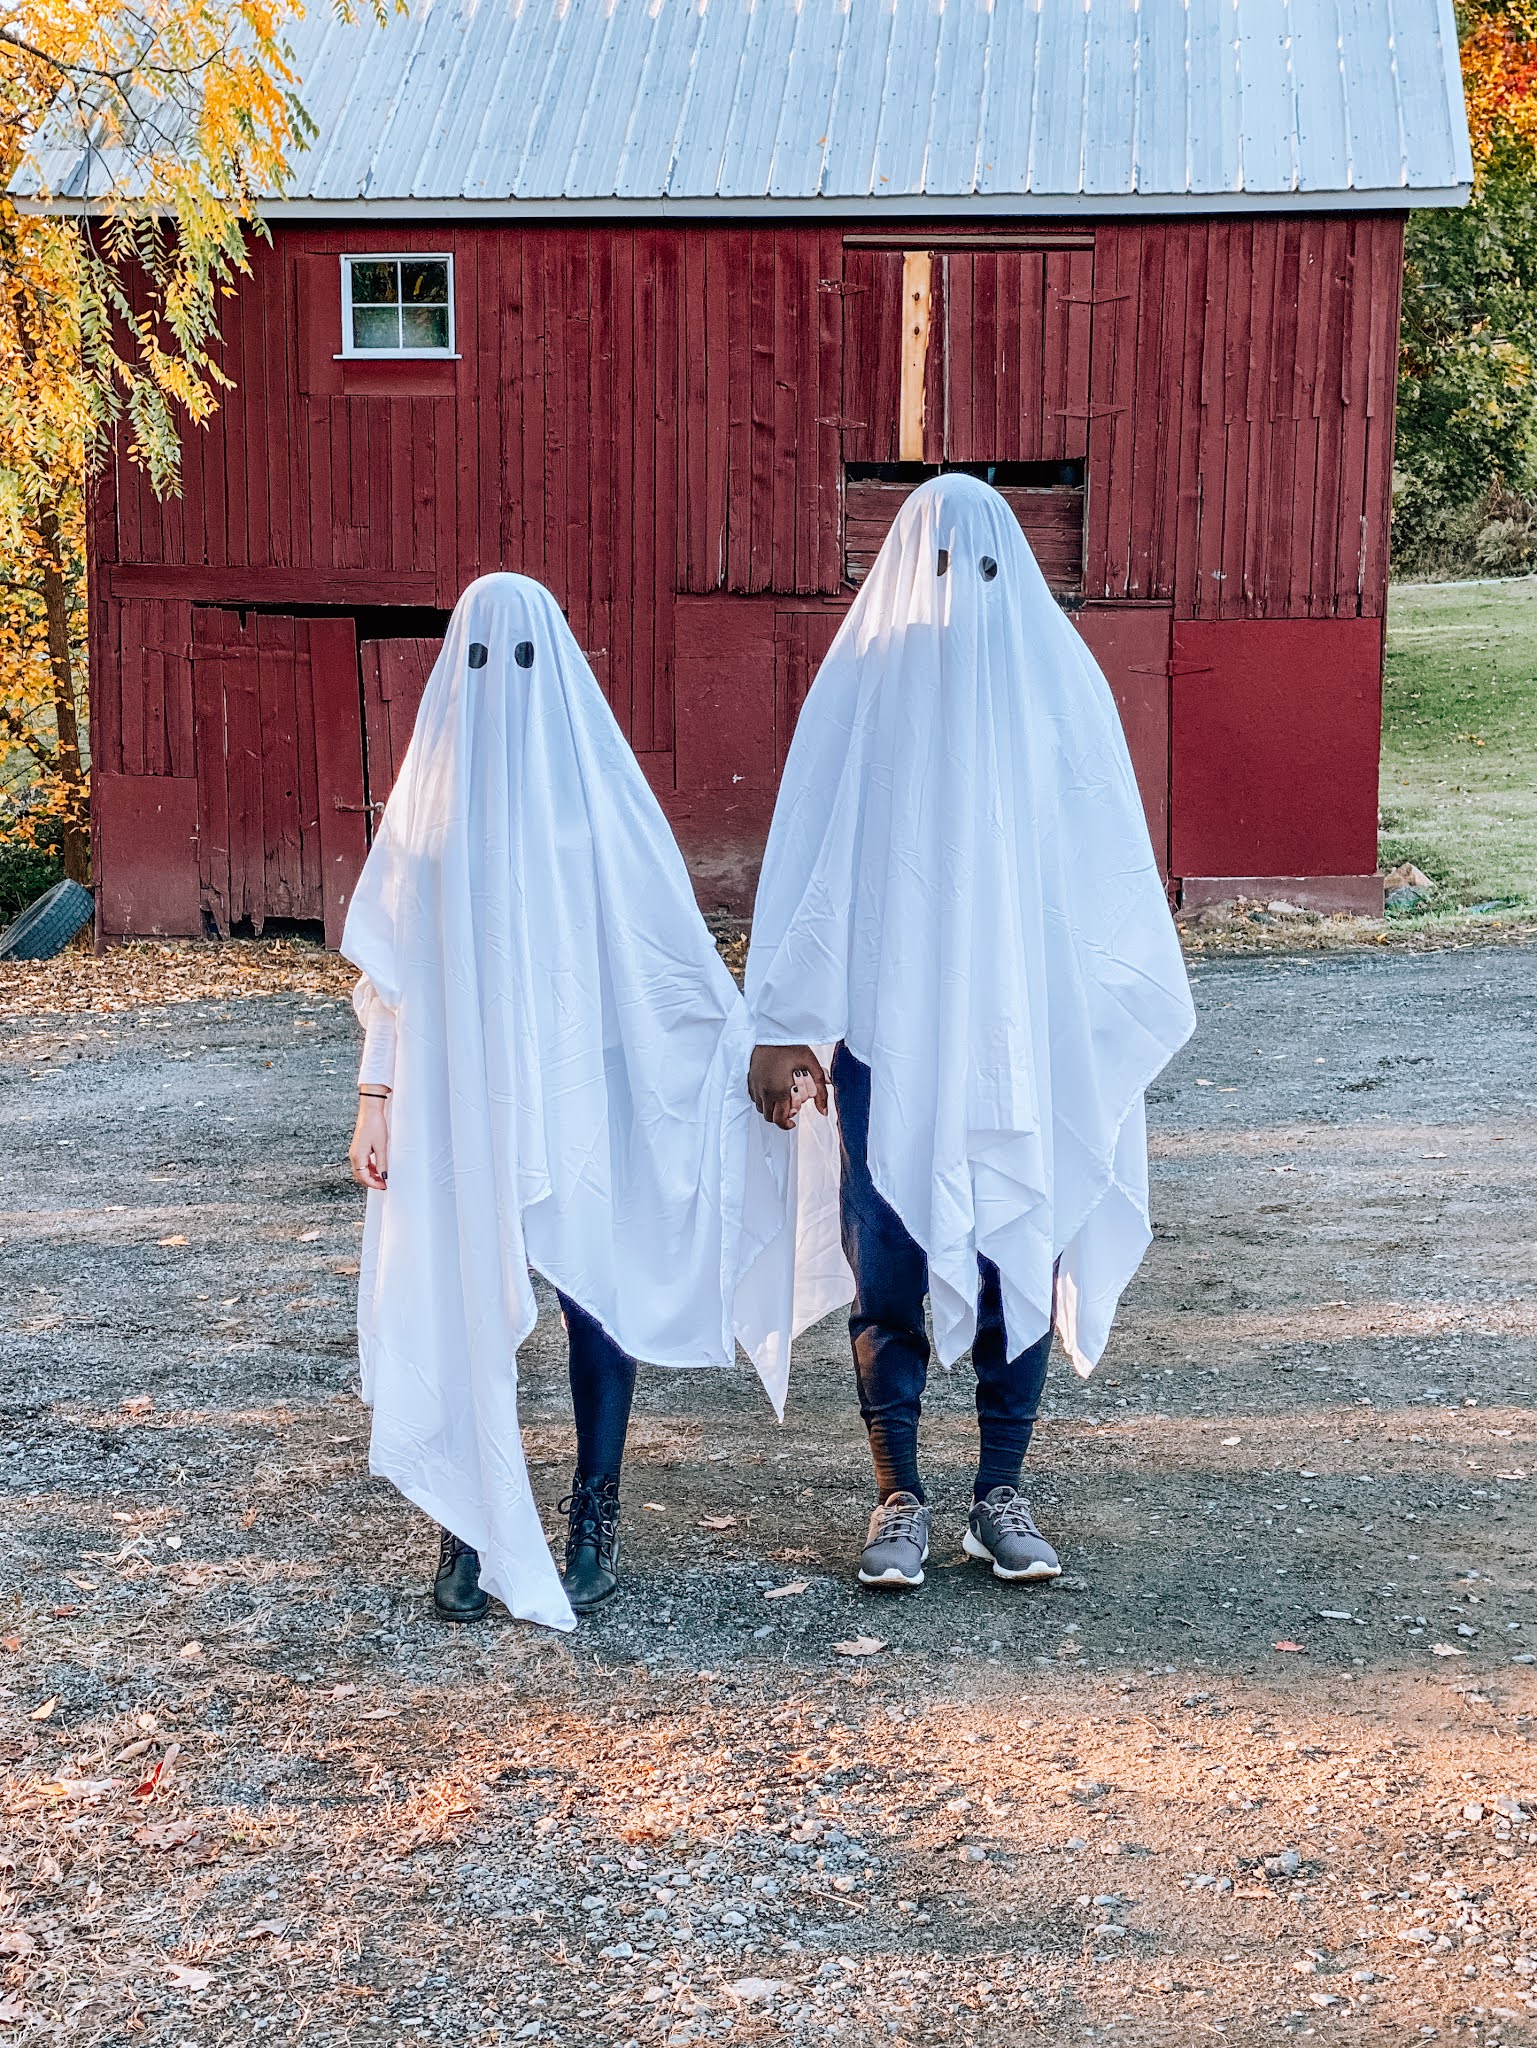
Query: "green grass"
1381 575 1537 920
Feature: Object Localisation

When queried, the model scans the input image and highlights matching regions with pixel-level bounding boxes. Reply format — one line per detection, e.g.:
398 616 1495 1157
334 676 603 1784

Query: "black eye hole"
979 556 998 582
514 641 535 669
936 548 950 577
467 642 489 669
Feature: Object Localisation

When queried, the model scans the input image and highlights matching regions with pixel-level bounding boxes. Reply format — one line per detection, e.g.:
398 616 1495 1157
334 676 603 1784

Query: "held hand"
349 1092 391 1190
748 1044 828 1130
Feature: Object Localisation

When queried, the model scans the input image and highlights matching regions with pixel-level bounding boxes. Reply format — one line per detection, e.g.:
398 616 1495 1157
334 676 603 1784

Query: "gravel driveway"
3 942 1536 2047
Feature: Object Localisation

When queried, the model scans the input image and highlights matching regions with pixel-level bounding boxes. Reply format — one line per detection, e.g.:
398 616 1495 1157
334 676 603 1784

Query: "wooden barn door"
191 610 367 946
359 637 442 810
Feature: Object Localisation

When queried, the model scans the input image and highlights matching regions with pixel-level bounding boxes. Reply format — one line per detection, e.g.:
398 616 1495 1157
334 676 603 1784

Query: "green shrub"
0 815 66 926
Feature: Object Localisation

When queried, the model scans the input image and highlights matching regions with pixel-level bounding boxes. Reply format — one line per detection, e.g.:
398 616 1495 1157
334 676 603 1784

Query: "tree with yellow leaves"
0 2 336 898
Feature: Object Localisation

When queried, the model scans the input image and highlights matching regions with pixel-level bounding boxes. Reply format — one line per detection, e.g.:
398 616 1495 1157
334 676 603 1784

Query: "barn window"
341 254 455 356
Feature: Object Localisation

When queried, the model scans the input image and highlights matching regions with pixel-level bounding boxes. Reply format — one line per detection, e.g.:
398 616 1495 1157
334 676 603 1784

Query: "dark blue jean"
557 1290 637 1484
831 1044 1051 1505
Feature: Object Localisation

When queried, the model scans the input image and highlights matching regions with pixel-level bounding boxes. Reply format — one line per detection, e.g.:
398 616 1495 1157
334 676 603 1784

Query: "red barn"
33 0 1471 942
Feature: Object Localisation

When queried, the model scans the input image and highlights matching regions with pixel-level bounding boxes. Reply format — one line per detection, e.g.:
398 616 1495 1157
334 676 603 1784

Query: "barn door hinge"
817 415 867 431
334 798 384 815
818 278 867 295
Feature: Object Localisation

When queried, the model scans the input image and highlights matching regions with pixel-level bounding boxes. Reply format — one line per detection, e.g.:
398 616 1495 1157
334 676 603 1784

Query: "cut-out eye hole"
936 548 950 577
514 640 535 669
467 642 489 669
979 556 998 582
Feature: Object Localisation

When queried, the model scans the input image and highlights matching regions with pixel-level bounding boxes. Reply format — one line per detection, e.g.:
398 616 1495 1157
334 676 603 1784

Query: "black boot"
433 1528 489 1623
560 1473 621 1614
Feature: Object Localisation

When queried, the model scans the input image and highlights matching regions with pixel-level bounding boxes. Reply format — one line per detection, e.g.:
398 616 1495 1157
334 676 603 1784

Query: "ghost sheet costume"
740 473 1196 1407
343 573 778 1631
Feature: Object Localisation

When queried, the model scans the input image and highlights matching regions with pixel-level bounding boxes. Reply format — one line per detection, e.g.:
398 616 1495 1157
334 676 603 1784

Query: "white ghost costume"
343 573 780 1632
740 473 1196 1404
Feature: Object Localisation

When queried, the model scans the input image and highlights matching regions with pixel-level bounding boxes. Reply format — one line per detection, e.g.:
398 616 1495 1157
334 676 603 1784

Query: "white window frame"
338 252 459 360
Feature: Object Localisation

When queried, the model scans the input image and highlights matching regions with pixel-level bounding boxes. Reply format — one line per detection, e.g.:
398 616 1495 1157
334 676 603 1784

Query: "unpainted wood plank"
901 247 938 460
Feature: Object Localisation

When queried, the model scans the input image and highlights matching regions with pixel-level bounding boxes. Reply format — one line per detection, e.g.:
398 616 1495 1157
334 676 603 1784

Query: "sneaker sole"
858 1545 929 1590
962 1528 1061 1582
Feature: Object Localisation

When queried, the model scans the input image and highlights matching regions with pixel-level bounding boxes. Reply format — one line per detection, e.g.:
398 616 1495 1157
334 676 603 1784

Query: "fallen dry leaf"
157 1235 188 1248
297 1229 322 1243
113 1738 152 1764
164 1963 212 1992
177 1641 203 1661
1273 1642 1304 1654
134 1817 202 1851
243 1919 290 1940
0 1929 37 1959
642 1502 667 1513
2 1636 20 1653
42 1777 120 1802
765 1580 810 1600
697 1515 737 1530
134 1743 180 1799
28 1696 57 1721
121 1396 153 1416
832 1636 887 1658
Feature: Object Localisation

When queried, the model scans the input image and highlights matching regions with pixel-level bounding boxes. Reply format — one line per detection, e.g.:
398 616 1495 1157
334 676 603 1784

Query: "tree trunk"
36 502 89 885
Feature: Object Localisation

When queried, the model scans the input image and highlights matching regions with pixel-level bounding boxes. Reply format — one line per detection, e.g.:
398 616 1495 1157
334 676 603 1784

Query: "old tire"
0 878 95 961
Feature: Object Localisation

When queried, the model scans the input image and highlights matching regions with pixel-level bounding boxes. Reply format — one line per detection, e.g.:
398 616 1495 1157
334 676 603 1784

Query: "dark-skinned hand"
747 1043 829 1130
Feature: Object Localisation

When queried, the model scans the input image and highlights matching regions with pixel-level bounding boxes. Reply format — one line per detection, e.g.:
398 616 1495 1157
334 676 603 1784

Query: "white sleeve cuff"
357 1001 398 1091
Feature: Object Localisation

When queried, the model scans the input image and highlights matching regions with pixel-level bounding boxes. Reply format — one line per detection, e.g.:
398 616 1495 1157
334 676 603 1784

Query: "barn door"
360 637 442 813
191 610 367 945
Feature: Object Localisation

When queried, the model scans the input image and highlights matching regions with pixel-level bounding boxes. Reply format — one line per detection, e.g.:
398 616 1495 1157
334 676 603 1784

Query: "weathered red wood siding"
89 213 1405 932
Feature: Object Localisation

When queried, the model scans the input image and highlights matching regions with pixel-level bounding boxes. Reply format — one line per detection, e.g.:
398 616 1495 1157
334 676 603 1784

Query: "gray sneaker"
963 1487 1061 1582
858 1491 931 1589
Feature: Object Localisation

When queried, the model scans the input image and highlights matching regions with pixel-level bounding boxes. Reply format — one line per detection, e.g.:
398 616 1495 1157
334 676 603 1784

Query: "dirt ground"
4 943 1537 2048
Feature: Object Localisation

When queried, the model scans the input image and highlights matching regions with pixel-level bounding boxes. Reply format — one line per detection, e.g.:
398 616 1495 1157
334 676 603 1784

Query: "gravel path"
3 945 1537 2047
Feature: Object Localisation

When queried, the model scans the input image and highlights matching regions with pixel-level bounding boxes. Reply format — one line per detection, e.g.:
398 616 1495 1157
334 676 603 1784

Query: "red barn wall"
88 214 1404 936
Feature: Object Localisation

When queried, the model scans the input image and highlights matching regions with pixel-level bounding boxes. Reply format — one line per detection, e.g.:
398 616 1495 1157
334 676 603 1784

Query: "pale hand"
350 1093 391 1190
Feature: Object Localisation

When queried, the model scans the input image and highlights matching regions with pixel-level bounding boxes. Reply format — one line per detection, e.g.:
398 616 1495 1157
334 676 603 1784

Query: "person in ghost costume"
344 572 777 1631
743 473 1195 1593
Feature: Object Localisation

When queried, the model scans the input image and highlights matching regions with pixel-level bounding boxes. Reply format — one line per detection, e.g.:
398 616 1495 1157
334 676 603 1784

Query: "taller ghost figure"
343 574 782 1632
742 474 1196 1592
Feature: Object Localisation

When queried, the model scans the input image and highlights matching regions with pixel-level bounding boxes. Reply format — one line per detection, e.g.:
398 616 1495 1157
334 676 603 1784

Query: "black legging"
556 1291 638 1484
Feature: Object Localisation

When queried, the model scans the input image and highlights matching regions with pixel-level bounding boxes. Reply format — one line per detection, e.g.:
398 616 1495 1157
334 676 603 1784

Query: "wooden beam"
898 250 932 463
107 563 438 607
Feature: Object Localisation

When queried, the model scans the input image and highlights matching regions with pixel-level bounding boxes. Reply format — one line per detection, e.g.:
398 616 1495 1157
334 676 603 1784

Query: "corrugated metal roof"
22 0 1473 215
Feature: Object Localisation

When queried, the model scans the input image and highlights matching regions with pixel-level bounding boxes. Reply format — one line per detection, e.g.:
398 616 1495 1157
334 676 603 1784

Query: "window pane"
400 305 450 350
350 261 399 306
352 304 401 351
401 259 449 305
